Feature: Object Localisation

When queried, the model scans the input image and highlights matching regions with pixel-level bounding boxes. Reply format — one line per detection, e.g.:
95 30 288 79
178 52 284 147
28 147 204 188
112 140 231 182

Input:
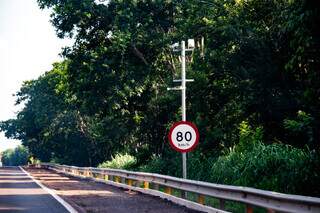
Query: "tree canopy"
1 0 319 171
1 146 29 166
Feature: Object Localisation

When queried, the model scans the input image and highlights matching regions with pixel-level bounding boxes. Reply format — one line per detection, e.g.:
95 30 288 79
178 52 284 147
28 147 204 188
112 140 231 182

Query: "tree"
1 146 29 166
1 0 319 169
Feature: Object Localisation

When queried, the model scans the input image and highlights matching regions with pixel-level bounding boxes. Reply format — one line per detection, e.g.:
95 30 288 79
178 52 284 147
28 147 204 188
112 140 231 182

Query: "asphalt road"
0 167 69 213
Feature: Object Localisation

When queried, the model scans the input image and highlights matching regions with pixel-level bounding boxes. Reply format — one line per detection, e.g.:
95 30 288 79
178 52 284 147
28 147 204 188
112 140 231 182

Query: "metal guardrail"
39 163 320 213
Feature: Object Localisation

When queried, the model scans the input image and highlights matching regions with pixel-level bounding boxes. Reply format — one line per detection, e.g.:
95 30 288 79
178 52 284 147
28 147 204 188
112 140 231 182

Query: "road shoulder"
24 167 200 213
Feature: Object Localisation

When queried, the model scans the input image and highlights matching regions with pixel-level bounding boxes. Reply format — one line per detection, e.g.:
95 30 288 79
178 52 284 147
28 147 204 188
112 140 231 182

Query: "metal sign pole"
181 41 187 180
167 40 194 181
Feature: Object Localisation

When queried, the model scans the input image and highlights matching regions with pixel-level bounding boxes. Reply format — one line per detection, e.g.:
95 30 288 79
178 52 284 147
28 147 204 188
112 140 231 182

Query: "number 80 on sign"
168 121 199 153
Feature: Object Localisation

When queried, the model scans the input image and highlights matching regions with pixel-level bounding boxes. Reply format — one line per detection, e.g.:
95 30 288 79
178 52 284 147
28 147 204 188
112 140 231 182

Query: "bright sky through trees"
0 0 71 151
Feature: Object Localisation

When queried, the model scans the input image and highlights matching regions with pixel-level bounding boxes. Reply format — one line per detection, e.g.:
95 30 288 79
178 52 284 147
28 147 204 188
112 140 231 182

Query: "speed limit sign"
168 121 199 153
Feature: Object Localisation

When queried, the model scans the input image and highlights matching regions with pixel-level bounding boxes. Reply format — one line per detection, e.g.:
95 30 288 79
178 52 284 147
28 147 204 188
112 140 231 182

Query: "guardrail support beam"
165 187 172 195
153 183 159 190
219 199 225 210
121 177 126 184
115 176 120 183
246 204 253 213
198 195 205 205
144 181 149 189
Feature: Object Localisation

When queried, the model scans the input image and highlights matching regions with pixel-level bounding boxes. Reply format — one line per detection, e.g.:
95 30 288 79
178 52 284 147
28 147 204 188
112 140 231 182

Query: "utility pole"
181 40 187 179
168 40 194 180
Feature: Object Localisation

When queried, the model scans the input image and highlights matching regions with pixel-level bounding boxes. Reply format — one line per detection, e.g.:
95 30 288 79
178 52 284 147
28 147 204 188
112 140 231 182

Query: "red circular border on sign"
168 121 199 153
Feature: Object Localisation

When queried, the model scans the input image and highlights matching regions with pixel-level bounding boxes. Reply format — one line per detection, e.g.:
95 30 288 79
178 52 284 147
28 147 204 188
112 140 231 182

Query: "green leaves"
1 146 29 166
1 0 319 180
210 142 320 196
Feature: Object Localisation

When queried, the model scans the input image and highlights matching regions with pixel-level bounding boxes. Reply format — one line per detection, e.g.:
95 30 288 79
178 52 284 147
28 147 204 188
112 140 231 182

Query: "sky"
0 0 72 151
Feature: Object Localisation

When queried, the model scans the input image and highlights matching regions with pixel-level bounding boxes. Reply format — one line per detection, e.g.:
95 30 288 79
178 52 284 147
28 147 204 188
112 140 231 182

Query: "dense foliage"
1 146 29 166
98 153 137 169
139 122 320 196
209 142 320 196
1 0 319 195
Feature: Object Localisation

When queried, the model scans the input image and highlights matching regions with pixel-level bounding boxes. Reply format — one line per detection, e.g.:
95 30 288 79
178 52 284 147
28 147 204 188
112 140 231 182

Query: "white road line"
19 166 78 213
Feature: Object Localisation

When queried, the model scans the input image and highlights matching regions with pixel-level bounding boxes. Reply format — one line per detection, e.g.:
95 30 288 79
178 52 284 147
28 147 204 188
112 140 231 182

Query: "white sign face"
168 121 199 153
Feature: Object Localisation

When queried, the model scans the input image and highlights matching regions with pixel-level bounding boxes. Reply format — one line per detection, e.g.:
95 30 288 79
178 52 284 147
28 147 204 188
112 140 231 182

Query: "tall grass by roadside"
96 143 320 197
209 143 320 196
140 142 320 197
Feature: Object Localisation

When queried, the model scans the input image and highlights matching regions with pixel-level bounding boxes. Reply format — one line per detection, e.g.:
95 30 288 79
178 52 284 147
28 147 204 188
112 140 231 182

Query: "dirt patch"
25 168 202 213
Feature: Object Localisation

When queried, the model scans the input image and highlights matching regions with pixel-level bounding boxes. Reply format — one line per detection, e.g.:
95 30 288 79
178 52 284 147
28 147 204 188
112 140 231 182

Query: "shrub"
139 154 182 176
98 153 137 170
139 150 217 180
237 121 263 152
138 141 320 196
209 142 320 196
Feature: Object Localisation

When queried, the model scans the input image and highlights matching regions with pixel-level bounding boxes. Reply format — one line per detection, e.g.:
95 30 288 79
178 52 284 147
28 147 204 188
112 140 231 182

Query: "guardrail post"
153 183 159 190
197 194 205 205
144 181 149 189
104 174 108 181
219 199 225 210
115 176 120 183
246 204 253 213
135 181 142 187
121 177 126 184
165 187 172 195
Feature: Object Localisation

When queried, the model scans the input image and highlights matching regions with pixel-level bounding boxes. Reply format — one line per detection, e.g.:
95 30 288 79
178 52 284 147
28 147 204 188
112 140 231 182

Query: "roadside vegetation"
1 146 29 166
1 0 319 197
